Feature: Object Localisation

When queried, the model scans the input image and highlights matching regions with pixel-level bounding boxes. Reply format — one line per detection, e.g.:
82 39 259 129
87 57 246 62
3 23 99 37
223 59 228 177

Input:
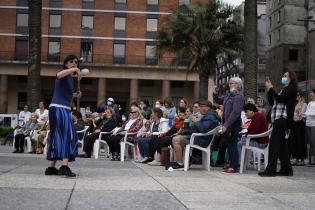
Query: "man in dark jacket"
259 71 297 177
170 100 220 170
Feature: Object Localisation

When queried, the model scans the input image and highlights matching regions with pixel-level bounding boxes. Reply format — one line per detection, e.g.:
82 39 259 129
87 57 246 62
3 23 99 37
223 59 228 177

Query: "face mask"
230 88 237 92
107 101 113 106
281 77 289 86
155 104 161 108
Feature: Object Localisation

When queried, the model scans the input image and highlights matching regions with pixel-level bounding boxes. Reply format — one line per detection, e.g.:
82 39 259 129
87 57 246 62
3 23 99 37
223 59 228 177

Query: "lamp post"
297 16 315 98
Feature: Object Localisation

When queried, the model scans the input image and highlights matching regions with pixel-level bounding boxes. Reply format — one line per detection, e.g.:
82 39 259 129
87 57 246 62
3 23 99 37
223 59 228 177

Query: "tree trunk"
27 0 42 112
199 71 209 100
244 0 257 99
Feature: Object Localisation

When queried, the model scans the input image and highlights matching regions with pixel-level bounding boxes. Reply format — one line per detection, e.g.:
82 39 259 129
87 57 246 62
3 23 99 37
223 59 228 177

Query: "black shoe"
171 162 184 171
142 157 154 164
78 154 91 158
58 166 76 177
45 167 59 175
18 149 24 153
258 171 276 177
276 171 293 176
12 149 19 153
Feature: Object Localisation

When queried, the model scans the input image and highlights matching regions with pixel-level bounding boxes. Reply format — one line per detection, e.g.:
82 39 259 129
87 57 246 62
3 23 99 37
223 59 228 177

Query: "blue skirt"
47 106 78 162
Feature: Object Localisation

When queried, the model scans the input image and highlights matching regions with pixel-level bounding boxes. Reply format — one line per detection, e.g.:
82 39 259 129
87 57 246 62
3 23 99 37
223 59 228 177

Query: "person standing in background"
305 89 315 165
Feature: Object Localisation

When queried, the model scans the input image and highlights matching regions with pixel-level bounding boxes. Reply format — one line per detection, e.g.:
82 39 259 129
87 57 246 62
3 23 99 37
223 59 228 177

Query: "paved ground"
0 145 315 210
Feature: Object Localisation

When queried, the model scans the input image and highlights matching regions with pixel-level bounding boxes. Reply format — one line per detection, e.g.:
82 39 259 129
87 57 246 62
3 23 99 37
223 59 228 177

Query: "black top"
267 83 298 127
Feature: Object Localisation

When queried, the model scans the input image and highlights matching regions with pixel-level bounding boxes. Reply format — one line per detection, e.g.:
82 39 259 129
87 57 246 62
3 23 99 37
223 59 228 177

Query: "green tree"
157 0 243 100
244 0 257 99
27 0 42 111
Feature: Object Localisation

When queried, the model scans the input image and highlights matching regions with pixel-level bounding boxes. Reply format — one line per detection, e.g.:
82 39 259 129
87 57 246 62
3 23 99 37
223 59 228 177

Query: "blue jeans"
137 136 155 158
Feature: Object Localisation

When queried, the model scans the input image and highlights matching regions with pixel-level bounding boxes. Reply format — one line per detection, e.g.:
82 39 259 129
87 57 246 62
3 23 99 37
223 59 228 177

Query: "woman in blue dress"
45 54 82 177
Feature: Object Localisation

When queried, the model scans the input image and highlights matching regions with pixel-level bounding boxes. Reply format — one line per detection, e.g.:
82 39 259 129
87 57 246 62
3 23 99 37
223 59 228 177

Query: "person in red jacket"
238 103 270 164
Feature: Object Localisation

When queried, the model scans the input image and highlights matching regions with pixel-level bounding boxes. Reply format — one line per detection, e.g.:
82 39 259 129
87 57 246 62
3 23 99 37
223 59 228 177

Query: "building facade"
266 0 307 90
0 0 210 114
308 0 315 90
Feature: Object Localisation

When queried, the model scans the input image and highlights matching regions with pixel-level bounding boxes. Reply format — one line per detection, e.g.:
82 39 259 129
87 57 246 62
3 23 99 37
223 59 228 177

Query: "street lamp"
297 16 315 98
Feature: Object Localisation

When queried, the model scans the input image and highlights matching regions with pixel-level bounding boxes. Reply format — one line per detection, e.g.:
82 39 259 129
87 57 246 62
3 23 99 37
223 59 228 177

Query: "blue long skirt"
47 106 78 162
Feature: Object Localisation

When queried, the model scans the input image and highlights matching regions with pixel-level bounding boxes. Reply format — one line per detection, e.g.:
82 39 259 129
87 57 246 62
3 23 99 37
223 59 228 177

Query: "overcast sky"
222 0 244 6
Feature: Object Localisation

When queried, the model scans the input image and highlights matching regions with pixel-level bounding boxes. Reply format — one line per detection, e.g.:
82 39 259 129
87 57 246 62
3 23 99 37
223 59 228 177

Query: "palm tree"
244 0 257 99
157 0 243 100
27 0 42 111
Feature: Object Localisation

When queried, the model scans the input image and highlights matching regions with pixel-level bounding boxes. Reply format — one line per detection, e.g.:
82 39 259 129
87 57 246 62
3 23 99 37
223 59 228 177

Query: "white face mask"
230 87 237 92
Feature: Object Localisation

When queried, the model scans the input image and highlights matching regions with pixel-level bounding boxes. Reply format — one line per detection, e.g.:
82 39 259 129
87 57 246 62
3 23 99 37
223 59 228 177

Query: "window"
115 0 126 3
277 29 280 41
269 34 271 45
114 17 126 31
48 41 61 61
82 15 94 29
15 40 28 60
277 11 281 23
82 0 94 1
113 43 125 64
17 13 28 27
147 0 158 5
269 16 272 28
171 81 184 88
146 18 158 32
179 0 190 5
145 45 157 65
81 41 93 62
289 49 298 61
49 14 61 28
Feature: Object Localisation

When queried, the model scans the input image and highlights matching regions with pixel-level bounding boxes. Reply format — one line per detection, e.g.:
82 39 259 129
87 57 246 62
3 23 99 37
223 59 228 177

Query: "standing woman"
259 71 298 177
45 54 82 177
290 92 307 166
305 89 315 165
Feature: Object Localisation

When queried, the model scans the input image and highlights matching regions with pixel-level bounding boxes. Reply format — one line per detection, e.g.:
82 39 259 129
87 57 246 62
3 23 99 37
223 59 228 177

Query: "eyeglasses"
130 111 137 114
193 106 199 108
69 60 78 64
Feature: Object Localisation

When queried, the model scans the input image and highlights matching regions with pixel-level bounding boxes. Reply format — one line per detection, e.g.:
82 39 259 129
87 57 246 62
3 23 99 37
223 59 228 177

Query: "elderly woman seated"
13 113 38 153
106 106 143 161
79 108 118 158
31 114 50 154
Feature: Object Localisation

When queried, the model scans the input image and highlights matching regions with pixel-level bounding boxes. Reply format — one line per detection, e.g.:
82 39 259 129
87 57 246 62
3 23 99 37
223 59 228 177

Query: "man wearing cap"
97 97 121 122
170 100 220 170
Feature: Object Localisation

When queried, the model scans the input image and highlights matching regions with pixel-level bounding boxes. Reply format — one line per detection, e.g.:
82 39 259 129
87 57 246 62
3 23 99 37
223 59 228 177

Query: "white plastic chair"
240 128 273 173
43 130 50 155
77 126 89 152
12 129 32 153
120 131 140 162
183 126 221 171
93 127 120 159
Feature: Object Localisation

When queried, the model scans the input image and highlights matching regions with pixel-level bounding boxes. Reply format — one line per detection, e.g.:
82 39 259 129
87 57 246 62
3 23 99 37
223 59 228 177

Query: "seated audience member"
106 107 143 161
237 103 269 163
139 99 152 120
13 113 38 153
138 108 169 163
18 104 31 126
79 108 118 158
170 100 220 170
164 98 177 127
256 96 270 115
35 101 49 124
72 111 85 139
179 98 188 109
144 107 187 165
31 114 49 154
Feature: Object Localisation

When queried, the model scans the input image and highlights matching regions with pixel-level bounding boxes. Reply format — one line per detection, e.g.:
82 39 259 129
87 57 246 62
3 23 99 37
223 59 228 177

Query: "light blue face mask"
281 77 289 86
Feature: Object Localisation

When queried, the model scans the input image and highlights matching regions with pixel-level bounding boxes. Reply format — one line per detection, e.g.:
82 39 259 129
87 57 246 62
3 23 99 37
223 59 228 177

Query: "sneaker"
45 167 58 175
258 171 276 177
222 168 239 174
140 157 149 163
58 166 76 177
171 162 184 171
141 157 154 164
148 160 161 166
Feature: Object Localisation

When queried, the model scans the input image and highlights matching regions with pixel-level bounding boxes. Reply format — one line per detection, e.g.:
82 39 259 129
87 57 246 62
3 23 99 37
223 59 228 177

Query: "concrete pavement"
0 145 315 210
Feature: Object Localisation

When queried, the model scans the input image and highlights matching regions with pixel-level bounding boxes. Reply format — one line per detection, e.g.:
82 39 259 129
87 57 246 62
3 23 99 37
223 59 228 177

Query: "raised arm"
57 68 81 79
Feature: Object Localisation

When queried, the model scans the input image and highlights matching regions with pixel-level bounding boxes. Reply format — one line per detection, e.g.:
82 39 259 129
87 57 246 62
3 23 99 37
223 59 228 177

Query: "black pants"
289 120 307 159
83 132 111 156
216 137 229 165
106 135 124 154
14 133 26 151
146 136 162 159
265 118 292 174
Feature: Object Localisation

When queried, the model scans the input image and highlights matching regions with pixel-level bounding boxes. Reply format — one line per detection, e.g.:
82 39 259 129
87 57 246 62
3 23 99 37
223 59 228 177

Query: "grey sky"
222 0 244 6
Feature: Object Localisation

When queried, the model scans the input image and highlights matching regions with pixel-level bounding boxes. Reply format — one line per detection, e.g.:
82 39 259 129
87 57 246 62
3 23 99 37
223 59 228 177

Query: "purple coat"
218 91 245 129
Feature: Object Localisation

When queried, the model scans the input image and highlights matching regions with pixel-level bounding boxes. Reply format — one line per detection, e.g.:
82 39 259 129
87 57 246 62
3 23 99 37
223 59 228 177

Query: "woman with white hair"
215 77 245 174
